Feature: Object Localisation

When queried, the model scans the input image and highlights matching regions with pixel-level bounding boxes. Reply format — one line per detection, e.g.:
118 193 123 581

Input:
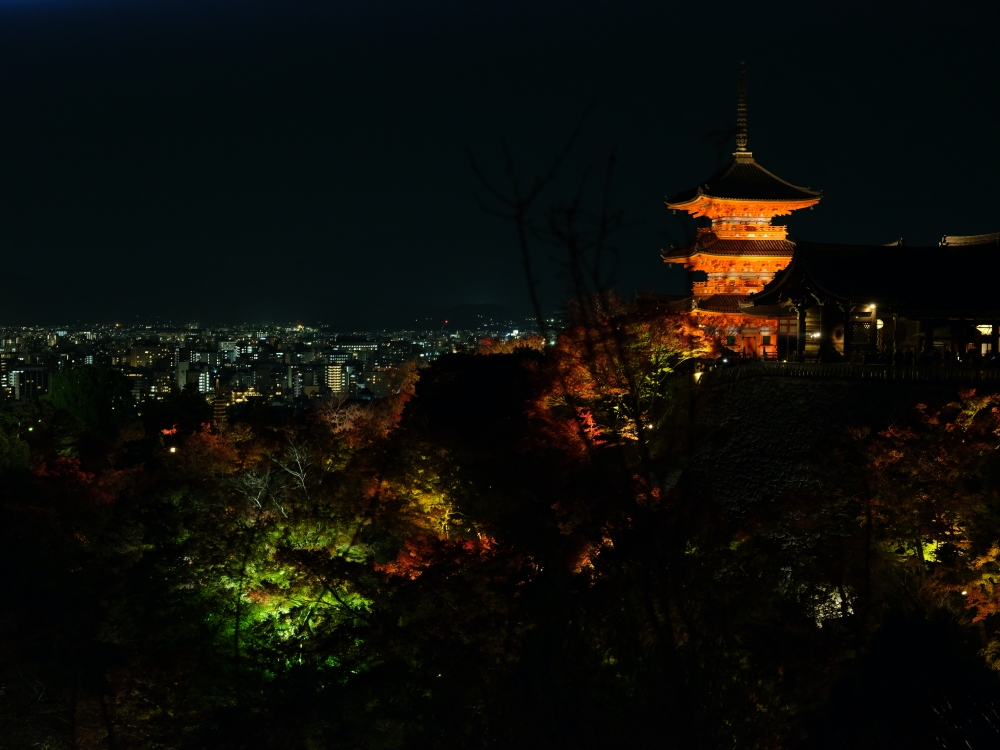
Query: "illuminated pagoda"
661 67 820 357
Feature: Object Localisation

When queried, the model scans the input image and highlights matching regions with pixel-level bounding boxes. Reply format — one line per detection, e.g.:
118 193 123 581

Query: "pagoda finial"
735 62 748 153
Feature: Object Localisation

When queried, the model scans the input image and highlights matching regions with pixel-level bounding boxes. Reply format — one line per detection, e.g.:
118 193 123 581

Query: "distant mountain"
339 303 532 332
312 304 535 334
412 304 522 331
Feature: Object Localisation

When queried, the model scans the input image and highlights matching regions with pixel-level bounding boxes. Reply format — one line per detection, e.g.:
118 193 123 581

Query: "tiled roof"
940 232 1000 246
697 294 749 313
752 239 1000 318
667 155 821 205
741 304 791 318
661 233 796 260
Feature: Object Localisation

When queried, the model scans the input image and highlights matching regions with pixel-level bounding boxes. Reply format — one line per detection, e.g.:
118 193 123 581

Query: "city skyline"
0 314 534 409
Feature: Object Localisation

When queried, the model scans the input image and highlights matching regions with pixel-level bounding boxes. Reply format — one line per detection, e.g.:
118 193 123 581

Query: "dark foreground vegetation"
2 306 1000 748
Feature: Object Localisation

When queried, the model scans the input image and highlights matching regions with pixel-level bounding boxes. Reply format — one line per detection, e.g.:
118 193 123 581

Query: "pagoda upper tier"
666 152 821 240
661 69 822 300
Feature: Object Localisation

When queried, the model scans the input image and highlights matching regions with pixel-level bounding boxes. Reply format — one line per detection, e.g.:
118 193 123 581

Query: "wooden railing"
698 361 1000 387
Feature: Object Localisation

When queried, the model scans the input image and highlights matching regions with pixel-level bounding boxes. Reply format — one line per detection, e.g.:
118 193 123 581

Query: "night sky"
1 0 997 327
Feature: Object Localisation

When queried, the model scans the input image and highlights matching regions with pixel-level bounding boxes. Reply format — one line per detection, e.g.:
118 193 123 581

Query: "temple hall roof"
751 239 1000 318
661 232 796 260
666 154 821 206
940 232 1000 246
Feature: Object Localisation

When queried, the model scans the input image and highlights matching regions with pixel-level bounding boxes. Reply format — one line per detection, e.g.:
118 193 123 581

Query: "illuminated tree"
476 335 547 355
542 301 711 447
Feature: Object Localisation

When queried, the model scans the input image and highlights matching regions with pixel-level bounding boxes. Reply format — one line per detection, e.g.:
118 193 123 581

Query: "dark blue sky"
1 0 997 326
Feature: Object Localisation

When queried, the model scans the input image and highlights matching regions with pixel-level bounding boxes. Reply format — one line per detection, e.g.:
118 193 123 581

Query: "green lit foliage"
833 390 1000 620
6 342 1000 748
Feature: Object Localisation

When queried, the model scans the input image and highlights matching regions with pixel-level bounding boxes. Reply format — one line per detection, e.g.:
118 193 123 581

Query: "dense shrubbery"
2 313 1000 749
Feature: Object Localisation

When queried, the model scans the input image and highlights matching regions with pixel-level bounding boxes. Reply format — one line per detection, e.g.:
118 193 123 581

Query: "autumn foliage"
4 324 1000 748
476 334 547 354
540 303 711 444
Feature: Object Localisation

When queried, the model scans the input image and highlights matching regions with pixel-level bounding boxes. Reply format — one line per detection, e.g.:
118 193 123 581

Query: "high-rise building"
129 345 167 368
191 351 224 366
149 371 175 400
217 342 238 363
325 351 354 366
124 372 146 403
334 338 378 370
325 364 347 395
9 367 50 401
361 369 393 398
287 367 304 399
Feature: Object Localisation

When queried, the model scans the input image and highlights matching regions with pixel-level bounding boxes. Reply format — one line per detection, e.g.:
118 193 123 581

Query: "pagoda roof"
751 239 1000 319
696 294 748 313
661 232 796 260
666 154 821 206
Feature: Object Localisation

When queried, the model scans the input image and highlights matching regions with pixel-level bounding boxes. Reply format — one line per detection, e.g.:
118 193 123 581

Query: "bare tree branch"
466 101 596 338
273 437 313 503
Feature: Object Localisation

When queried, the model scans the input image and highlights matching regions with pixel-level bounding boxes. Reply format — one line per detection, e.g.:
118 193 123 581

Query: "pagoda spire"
735 62 748 153
664 64 820 243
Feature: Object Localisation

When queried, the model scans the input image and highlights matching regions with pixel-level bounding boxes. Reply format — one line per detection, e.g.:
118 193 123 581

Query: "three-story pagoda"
662 70 821 304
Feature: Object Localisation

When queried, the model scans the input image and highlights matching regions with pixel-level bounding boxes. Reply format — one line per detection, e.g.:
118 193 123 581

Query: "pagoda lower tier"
661 228 795 297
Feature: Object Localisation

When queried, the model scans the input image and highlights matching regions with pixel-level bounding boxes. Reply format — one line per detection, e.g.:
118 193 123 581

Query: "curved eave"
662 236 796 261
694 308 748 317
665 154 822 206
699 252 793 259
665 195 821 216
662 255 794 265
739 158 822 200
